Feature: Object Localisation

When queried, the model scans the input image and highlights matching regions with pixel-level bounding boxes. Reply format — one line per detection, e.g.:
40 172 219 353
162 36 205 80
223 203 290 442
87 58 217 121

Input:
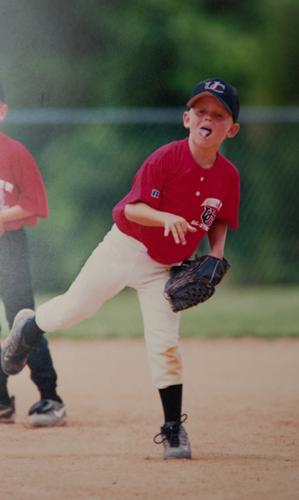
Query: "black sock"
23 316 45 345
159 384 182 423
0 385 10 404
39 390 62 403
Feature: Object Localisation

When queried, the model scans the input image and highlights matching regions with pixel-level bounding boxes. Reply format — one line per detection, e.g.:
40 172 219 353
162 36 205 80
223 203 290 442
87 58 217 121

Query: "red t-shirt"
113 138 240 265
0 132 48 231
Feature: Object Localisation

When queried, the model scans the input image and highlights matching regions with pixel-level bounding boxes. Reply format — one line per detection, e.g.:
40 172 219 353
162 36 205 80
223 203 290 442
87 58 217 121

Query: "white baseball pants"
36 224 182 388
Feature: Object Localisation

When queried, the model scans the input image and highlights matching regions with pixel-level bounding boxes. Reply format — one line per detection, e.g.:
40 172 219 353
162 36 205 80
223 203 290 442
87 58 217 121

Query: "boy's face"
183 95 240 150
0 101 8 122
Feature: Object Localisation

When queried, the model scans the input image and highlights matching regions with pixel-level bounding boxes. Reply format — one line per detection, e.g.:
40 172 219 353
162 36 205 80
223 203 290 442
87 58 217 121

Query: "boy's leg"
0 367 9 404
0 361 13 422
0 233 16 420
1 226 139 375
136 271 182 390
27 337 58 400
27 337 66 427
0 231 34 420
135 264 191 458
35 236 130 333
159 384 182 423
0 229 64 424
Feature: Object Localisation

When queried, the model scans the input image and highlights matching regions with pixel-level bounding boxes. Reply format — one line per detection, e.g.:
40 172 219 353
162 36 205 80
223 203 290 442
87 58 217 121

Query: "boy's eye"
211 112 226 121
194 109 224 119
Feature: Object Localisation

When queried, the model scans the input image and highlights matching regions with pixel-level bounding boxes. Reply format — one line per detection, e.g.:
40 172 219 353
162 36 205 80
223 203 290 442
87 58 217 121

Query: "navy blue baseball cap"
187 77 240 122
0 81 6 103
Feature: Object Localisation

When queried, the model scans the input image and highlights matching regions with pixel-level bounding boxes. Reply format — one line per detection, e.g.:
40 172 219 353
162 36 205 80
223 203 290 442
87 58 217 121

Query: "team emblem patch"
151 188 160 199
200 198 222 231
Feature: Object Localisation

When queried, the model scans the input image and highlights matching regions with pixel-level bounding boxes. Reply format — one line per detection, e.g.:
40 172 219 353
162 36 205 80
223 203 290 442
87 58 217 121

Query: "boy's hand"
163 213 197 245
124 203 196 244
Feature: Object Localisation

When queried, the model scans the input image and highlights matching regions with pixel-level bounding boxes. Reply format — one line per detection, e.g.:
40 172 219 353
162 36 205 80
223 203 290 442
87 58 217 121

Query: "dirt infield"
0 338 298 500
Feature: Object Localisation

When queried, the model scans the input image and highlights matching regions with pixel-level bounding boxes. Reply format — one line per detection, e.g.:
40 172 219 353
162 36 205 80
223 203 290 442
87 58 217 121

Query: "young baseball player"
0 81 66 426
2 77 240 457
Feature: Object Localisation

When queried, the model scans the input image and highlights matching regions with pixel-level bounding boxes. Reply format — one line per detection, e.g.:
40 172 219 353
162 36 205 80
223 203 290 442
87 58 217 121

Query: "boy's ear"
226 122 240 139
182 110 191 130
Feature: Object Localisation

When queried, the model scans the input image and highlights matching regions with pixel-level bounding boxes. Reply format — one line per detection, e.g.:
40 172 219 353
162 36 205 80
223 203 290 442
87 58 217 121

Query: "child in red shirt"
0 81 66 427
2 77 240 458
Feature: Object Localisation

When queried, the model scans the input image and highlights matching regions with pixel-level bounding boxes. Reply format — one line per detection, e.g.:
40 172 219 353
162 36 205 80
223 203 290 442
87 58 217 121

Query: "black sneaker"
28 399 66 427
153 414 192 459
1 309 36 375
0 396 16 423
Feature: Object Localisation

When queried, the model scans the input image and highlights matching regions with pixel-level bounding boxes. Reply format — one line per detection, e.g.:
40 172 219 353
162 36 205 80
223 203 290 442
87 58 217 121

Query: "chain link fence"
4 107 299 291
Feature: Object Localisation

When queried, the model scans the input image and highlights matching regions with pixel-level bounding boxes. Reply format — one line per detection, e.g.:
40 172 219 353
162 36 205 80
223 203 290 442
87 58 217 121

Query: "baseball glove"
164 255 230 312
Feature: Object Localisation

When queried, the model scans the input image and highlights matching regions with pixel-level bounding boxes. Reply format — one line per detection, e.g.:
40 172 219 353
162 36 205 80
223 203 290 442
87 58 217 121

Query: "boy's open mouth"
199 126 212 137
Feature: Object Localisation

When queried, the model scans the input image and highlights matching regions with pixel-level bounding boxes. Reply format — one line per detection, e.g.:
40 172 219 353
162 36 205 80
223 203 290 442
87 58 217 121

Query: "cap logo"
204 81 225 93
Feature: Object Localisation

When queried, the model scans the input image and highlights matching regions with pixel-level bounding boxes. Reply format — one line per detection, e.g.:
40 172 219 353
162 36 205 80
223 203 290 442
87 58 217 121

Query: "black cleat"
0 396 16 423
154 414 192 459
1 309 36 375
28 399 66 427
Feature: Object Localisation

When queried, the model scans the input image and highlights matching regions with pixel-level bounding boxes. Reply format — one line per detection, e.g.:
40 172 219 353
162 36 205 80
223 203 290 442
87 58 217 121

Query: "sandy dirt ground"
0 338 298 500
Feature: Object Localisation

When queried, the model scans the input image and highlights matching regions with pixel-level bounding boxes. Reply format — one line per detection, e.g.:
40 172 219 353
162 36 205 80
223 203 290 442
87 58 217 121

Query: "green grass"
181 286 299 338
1 287 298 339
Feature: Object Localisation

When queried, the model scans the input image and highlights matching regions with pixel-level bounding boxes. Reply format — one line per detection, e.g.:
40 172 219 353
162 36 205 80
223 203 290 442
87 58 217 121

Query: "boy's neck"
188 139 218 169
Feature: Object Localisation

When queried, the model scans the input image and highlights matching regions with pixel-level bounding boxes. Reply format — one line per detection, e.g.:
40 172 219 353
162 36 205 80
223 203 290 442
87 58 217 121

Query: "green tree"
0 0 298 107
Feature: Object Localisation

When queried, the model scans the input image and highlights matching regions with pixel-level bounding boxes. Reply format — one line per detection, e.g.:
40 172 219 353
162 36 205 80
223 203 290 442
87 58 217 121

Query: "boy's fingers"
170 225 180 244
164 218 195 242
176 222 194 244
187 223 197 232
176 224 186 245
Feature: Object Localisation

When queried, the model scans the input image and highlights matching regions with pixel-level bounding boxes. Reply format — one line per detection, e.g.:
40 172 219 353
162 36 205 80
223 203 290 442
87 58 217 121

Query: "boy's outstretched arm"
124 202 196 245
207 220 228 259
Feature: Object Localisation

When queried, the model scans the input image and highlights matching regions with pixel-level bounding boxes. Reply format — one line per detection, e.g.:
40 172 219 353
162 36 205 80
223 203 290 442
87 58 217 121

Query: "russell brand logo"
151 188 160 199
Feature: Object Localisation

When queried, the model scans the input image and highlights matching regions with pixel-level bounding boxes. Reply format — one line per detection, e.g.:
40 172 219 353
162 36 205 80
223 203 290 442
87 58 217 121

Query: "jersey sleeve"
12 142 48 217
217 168 240 229
123 154 166 209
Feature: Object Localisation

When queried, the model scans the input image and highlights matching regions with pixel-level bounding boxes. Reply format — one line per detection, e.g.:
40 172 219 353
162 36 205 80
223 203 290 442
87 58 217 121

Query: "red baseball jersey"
0 132 48 231
113 138 240 265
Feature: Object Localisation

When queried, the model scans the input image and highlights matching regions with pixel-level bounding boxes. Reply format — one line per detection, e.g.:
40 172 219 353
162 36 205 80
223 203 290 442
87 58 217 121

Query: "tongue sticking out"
199 127 212 137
